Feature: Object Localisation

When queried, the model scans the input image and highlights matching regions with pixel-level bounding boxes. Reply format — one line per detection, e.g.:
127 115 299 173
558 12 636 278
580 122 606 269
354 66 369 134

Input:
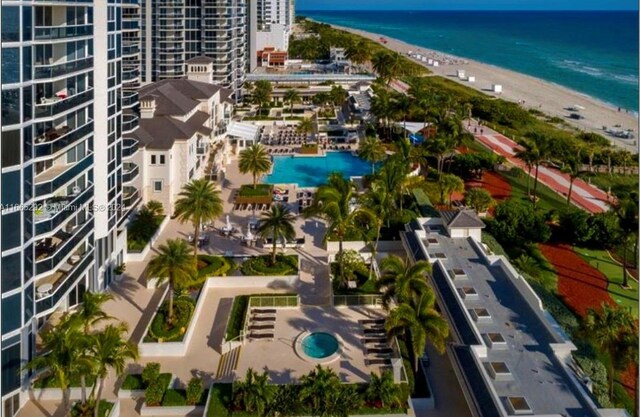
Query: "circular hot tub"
295 331 342 363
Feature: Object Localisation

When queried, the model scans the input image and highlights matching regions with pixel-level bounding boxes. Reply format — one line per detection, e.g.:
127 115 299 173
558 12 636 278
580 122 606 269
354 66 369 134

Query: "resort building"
129 74 233 214
401 212 629 417
140 0 248 102
0 0 141 415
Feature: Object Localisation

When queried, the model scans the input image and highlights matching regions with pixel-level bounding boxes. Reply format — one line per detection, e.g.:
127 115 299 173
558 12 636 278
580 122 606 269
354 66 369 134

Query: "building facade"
252 0 295 61
0 1 140 415
130 65 232 214
140 0 248 101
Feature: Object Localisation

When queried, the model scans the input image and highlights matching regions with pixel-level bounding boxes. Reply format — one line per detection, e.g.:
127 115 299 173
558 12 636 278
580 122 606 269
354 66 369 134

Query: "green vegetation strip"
238 184 273 197
240 254 298 276
574 247 639 316
145 297 196 343
225 294 297 341
122 373 171 391
500 167 569 212
33 374 96 389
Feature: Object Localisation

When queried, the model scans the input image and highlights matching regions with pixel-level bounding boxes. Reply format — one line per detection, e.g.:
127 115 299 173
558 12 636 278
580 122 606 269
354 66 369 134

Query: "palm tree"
516 133 550 206
283 89 301 117
584 303 638 397
329 85 347 106
377 255 431 308
358 136 386 174
147 239 196 323
75 292 114 334
438 173 465 206
393 94 413 138
257 204 296 264
239 144 272 189
562 152 583 205
296 117 315 139
234 368 274 417
425 134 456 176
614 198 638 288
385 293 449 372
299 365 342 413
365 371 402 409
371 89 395 140
372 51 403 85
145 200 164 217
88 323 138 417
24 315 91 415
174 179 223 258
252 80 273 116
344 40 371 71
303 173 375 285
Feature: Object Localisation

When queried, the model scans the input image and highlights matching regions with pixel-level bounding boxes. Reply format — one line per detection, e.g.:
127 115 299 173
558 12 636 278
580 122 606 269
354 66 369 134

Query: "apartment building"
140 0 248 102
129 60 233 214
251 0 295 64
0 1 140 415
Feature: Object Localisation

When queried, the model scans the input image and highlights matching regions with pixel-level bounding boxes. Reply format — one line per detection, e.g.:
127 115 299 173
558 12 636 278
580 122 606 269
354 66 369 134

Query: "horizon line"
297 9 638 12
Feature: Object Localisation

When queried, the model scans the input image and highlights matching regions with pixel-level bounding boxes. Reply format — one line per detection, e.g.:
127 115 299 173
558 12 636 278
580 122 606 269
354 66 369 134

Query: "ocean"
301 10 639 111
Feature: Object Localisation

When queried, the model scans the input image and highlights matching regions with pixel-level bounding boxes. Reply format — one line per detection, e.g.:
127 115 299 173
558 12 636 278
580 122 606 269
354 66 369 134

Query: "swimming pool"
301 332 339 359
264 152 373 187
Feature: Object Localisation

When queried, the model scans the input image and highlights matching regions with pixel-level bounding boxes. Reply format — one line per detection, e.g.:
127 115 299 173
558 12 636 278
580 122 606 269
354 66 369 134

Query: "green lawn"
238 184 273 197
574 247 638 316
500 168 569 212
206 384 233 417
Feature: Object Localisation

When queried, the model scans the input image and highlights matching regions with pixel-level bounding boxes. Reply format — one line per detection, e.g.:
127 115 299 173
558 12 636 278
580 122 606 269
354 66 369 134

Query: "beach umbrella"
226 215 231 230
246 223 254 241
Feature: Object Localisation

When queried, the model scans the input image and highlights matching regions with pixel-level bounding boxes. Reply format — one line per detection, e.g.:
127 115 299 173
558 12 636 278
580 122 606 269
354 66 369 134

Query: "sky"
297 0 638 10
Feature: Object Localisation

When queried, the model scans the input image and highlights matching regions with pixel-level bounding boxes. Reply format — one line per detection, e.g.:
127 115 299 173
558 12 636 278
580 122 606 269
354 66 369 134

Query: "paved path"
468 120 612 213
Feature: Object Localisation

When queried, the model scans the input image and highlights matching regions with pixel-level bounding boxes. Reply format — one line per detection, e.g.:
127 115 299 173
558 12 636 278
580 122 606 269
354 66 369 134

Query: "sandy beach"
328 23 639 152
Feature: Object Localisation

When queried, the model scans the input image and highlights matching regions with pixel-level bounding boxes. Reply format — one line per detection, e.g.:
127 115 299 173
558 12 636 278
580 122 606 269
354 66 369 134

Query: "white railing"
333 294 382 307
248 295 299 308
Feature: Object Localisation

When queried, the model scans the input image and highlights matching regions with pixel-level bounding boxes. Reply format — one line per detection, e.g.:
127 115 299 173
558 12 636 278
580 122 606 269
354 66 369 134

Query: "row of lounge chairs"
268 148 295 154
233 203 270 211
327 145 352 150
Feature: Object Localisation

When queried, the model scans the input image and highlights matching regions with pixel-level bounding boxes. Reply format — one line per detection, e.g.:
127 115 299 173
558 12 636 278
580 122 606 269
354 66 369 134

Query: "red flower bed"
466 171 512 201
538 243 614 318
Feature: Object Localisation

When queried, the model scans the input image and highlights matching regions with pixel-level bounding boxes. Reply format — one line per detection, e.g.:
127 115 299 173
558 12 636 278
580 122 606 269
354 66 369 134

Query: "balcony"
122 20 139 31
35 121 93 158
35 89 93 119
34 183 94 236
35 247 94 314
197 146 206 155
122 43 139 57
122 68 140 83
35 218 93 276
122 163 139 183
122 91 138 109
122 113 139 133
34 153 93 198
123 186 140 208
34 57 93 80
34 24 92 41
122 138 139 158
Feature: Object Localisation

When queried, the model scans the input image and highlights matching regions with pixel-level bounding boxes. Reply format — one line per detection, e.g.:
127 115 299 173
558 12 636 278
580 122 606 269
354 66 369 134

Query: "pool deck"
236 306 387 384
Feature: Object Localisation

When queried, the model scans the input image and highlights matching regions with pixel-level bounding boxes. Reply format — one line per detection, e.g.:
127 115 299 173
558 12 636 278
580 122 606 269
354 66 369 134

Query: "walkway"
468 120 611 213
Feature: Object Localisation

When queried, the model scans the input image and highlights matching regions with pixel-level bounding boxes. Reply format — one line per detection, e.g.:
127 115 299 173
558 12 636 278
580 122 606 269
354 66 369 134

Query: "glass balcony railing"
35 153 93 198
122 68 140 82
34 57 93 80
35 218 93 276
34 184 94 236
123 186 140 208
122 20 139 31
122 43 140 57
36 247 94 314
35 120 93 158
122 163 139 183
122 114 139 133
122 138 139 157
35 89 93 119
122 91 138 109
34 24 92 40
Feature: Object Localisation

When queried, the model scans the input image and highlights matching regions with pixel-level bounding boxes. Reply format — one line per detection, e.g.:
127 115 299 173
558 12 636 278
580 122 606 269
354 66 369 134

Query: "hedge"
122 373 171 391
225 295 249 341
197 255 235 278
240 254 298 276
145 297 195 342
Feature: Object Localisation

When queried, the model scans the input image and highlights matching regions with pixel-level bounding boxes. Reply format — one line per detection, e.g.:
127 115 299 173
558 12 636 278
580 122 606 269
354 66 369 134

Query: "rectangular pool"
264 152 373 187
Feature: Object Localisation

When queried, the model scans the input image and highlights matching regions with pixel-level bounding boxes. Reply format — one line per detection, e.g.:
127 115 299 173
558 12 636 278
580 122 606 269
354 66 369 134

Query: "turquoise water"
301 11 639 111
265 152 373 187
301 332 339 358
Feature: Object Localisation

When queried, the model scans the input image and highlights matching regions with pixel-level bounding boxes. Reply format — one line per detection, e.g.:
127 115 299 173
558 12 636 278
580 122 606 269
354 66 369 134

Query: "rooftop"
139 79 231 116
133 111 211 149
439 209 486 229
401 217 627 417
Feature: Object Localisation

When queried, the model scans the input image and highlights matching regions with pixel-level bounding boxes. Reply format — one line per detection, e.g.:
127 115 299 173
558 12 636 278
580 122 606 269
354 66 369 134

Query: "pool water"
265 152 373 187
301 332 339 359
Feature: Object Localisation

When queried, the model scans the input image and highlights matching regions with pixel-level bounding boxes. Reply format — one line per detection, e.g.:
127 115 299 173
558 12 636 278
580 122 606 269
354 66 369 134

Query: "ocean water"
301 11 639 111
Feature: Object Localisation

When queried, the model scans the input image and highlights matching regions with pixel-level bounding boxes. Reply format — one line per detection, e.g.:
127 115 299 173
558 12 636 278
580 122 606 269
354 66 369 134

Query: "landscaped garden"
133 363 208 408
127 200 165 251
240 254 298 276
144 295 196 343
224 294 297 341
206 367 410 417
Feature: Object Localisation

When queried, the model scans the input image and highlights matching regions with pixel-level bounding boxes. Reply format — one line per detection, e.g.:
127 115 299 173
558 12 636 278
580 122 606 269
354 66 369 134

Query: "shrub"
573 355 612 407
162 389 187 406
127 203 164 251
147 297 195 342
464 188 495 213
225 295 249 341
145 382 164 406
558 209 593 244
122 374 144 391
488 200 551 246
196 255 235 278
142 363 160 385
240 254 298 276
186 377 204 405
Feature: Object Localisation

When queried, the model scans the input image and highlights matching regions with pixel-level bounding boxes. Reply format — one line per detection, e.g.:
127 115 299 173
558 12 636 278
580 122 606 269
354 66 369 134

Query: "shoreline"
318 20 639 152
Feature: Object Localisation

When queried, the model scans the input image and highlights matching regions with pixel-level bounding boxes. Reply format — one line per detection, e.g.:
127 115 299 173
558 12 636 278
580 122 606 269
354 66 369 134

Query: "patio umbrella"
226 215 232 231
246 223 254 241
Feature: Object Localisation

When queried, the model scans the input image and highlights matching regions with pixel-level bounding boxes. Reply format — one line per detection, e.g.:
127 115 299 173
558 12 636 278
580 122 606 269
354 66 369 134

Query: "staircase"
216 345 242 379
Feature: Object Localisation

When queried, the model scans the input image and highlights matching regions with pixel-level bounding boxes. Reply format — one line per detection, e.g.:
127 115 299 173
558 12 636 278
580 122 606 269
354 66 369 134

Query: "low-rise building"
400 211 629 417
129 76 233 214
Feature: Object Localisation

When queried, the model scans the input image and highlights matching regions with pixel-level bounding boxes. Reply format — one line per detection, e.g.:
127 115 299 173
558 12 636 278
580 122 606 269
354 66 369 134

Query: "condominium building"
251 0 295 67
140 0 248 102
0 1 140 415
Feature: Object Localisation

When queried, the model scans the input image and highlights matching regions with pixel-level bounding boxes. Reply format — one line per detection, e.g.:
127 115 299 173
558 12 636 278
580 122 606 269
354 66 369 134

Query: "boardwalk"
468 121 612 213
